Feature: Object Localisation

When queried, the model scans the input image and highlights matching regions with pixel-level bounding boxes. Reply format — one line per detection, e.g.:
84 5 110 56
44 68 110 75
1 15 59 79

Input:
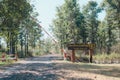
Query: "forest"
0 0 120 60
0 0 120 80
0 0 43 57
52 0 120 57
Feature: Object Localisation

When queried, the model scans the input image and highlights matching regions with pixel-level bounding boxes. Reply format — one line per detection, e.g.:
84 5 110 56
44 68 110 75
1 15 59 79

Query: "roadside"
0 54 120 80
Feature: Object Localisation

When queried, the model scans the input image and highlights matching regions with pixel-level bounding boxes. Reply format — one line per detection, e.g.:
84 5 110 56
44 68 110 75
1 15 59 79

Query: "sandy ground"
0 54 120 80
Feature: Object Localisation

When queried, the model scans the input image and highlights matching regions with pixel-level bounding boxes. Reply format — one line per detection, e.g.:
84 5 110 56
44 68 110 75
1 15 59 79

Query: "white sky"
31 0 106 39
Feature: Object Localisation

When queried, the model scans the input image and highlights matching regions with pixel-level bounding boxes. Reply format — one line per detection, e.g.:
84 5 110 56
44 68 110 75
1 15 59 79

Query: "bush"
111 42 120 53
93 53 120 63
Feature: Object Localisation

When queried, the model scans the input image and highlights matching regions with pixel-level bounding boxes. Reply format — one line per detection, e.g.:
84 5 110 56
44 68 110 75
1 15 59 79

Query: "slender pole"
30 16 57 44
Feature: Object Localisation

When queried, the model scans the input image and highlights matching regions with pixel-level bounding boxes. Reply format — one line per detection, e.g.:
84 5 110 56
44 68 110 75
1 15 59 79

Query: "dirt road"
0 54 120 80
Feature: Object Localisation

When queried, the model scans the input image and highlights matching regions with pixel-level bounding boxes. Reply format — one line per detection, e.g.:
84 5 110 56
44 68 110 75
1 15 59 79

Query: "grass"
74 50 120 63
0 52 16 66
54 61 120 79
0 61 12 66
93 53 120 63
0 62 6 66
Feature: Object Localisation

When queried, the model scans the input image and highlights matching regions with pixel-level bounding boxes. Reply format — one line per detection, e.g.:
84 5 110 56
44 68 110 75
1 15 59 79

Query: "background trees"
101 0 120 54
52 0 120 54
52 0 82 49
0 0 42 57
82 1 101 44
0 0 119 57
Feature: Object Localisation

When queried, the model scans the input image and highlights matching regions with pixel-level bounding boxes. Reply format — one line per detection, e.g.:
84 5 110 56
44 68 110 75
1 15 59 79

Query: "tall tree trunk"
33 34 36 52
12 40 15 54
0 37 2 49
107 26 112 54
11 33 16 54
25 33 27 57
25 32 29 57
26 34 29 56
20 32 24 57
7 31 12 54
21 40 23 57
119 27 120 39
82 32 87 43
91 24 95 44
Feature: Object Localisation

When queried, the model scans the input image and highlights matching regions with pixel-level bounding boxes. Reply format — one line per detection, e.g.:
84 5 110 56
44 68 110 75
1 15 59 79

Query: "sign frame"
67 44 95 50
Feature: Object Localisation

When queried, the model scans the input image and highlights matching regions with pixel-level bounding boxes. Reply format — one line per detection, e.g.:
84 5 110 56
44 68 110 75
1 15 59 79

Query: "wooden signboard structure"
67 43 95 63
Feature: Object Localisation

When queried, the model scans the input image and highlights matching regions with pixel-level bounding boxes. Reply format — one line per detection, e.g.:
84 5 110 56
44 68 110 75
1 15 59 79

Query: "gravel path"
0 54 63 80
0 54 120 80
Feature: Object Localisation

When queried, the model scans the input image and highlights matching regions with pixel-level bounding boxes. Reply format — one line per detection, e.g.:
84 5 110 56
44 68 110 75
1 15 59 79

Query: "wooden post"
71 50 75 62
2 53 6 62
62 49 67 60
63 52 67 60
89 49 93 63
15 53 18 61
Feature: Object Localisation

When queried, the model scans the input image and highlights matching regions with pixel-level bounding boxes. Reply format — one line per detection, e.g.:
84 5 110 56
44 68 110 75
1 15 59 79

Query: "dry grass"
0 54 120 80
52 61 120 80
93 53 120 63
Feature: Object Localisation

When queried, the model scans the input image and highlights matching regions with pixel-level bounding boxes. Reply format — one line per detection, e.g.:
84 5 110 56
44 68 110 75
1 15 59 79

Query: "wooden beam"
71 50 75 62
89 49 93 63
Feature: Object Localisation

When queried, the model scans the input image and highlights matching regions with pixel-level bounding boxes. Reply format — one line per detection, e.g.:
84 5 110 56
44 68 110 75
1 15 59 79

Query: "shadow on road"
0 54 120 80
24 55 63 61
54 62 120 78
0 72 93 80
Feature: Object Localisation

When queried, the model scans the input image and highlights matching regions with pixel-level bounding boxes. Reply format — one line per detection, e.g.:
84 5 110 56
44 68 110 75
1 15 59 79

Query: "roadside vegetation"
0 0 120 64
52 0 120 63
93 53 120 63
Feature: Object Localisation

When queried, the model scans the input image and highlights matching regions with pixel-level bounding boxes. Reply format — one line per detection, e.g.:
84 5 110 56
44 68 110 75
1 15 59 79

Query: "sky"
31 0 106 39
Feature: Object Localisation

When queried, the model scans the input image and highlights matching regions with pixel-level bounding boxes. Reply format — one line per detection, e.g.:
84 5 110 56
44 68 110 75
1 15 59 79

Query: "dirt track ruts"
0 54 120 80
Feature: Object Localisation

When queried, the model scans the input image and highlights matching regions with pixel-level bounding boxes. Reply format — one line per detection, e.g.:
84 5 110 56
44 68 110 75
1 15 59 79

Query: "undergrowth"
93 53 120 61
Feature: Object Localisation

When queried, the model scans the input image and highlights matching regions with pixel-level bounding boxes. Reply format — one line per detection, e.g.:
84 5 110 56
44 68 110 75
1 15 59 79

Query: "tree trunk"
20 32 24 57
119 28 120 39
25 33 27 57
26 35 29 56
12 41 15 54
21 40 23 57
107 26 112 54
25 32 29 57
11 34 16 54
0 38 2 49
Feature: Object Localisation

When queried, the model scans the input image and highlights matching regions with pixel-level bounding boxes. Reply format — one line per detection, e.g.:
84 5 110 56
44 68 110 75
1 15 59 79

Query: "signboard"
67 44 95 50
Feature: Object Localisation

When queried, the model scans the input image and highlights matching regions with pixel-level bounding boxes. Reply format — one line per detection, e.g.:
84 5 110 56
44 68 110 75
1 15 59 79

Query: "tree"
0 0 32 54
18 15 42 57
102 0 120 54
82 1 102 44
52 0 82 49
97 21 108 53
